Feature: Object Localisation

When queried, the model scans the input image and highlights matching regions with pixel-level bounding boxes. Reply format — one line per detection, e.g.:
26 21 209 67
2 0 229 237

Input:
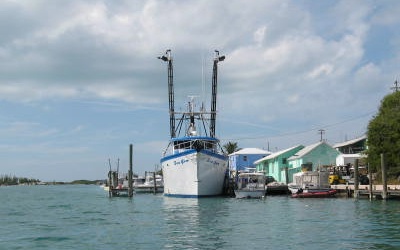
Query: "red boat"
291 188 337 198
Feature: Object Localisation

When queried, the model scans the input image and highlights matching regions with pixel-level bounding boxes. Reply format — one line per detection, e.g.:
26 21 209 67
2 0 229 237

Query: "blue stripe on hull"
161 149 227 163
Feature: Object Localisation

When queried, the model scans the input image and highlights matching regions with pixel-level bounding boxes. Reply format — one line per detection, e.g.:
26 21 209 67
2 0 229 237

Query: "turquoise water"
1 185 400 250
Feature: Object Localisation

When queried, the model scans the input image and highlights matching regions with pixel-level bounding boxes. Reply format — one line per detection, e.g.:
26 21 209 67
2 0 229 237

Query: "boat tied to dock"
288 170 337 198
159 50 228 198
234 171 266 199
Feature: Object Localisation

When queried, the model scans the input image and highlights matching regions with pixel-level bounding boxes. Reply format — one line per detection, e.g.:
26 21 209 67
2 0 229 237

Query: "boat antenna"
158 49 176 138
210 50 225 138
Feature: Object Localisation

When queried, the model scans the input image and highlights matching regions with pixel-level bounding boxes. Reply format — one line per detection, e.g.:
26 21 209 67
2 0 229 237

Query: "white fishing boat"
159 50 228 198
234 172 266 199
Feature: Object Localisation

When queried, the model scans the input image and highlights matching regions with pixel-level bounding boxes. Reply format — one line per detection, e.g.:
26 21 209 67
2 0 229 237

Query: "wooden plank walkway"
331 184 400 199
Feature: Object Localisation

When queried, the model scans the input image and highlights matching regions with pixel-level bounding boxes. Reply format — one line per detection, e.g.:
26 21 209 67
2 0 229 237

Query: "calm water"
1 185 399 250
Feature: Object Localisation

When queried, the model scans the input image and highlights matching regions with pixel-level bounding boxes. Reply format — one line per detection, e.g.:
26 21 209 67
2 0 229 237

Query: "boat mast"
158 50 176 138
187 96 197 136
210 50 225 138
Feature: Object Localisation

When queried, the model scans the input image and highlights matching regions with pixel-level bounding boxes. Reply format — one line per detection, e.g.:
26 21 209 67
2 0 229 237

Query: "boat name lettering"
174 158 189 165
206 158 220 166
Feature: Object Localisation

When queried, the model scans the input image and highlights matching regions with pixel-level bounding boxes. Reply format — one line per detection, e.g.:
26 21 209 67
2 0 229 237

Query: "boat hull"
161 149 227 198
291 189 337 198
234 189 265 199
134 185 164 193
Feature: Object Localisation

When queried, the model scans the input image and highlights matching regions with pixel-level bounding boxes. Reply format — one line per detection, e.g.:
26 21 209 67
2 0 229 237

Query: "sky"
0 0 399 181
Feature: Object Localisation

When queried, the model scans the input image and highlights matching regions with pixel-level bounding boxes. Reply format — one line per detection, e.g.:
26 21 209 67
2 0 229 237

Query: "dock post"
128 144 133 197
108 170 112 198
153 171 157 194
108 159 112 197
381 153 387 200
368 163 373 200
354 159 359 199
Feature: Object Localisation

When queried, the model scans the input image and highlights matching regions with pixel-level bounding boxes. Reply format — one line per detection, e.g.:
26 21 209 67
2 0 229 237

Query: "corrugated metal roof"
333 135 367 148
229 147 271 156
254 145 303 164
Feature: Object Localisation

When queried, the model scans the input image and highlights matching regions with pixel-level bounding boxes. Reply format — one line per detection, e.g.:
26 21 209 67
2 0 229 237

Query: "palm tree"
223 141 240 155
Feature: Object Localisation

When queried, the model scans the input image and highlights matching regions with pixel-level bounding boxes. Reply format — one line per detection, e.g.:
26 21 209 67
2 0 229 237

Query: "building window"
243 156 247 161
282 158 287 164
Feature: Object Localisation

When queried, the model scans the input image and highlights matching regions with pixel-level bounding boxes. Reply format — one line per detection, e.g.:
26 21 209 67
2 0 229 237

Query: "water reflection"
161 197 230 249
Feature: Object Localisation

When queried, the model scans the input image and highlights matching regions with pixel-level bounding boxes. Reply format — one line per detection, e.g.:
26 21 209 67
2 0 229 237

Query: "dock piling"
128 144 133 197
381 153 388 200
354 159 359 199
153 171 157 194
368 163 373 200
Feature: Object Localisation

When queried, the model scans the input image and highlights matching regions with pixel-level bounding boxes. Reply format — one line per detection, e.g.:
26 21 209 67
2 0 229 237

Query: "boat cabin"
171 136 219 154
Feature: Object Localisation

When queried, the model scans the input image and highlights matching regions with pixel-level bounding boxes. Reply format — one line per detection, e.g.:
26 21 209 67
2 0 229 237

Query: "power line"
221 110 375 141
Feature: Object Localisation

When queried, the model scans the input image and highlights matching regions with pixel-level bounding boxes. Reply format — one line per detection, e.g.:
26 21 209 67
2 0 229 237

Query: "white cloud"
308 63 334 79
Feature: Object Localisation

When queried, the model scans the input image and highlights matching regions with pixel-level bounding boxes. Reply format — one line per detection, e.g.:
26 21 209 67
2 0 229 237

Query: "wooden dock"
331 184 400 199
109 187 131 197
107 144 134 198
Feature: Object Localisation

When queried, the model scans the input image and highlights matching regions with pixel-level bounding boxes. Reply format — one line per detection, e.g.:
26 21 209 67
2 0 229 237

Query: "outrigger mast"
158 50 225 139
158 50 175 138
210 50 225 138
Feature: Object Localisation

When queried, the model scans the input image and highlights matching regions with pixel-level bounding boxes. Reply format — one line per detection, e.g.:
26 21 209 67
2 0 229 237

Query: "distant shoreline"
0 179 105 186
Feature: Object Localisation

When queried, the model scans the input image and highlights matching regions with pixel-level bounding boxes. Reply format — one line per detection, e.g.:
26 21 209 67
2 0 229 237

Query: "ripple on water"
1 186 400 249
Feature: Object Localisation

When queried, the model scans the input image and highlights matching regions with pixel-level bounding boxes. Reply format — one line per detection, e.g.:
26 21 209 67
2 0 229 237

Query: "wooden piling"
108 159 112 198
128 144 133 197
108 170 112 198
354 159 359 199
368 163 373 200
153 171 157 194
381 153 388 200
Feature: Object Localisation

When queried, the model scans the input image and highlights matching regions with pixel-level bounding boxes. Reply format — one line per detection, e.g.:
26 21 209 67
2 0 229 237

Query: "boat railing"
164 139 218 156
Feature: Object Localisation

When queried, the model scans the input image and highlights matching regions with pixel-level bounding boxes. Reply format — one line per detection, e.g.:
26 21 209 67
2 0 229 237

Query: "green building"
287 141 340 183
254 145 304 184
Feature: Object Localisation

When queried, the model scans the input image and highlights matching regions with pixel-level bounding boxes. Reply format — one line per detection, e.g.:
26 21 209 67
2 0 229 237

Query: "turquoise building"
287 141 340 183
254 145 304 184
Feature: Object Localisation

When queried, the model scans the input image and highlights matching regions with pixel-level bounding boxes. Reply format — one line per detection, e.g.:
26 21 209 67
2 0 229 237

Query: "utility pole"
318 129 325 142
391 79 399 93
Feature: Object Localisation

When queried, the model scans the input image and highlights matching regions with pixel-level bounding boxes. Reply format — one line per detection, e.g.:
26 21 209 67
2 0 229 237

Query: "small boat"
101 184 110 191
291 188 337 198
234 172 266 199
133 174 164 193
289 170 336 198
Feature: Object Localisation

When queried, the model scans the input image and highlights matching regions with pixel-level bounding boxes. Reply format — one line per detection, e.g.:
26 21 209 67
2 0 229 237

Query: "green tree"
367 91 400 178
223 141 240 155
